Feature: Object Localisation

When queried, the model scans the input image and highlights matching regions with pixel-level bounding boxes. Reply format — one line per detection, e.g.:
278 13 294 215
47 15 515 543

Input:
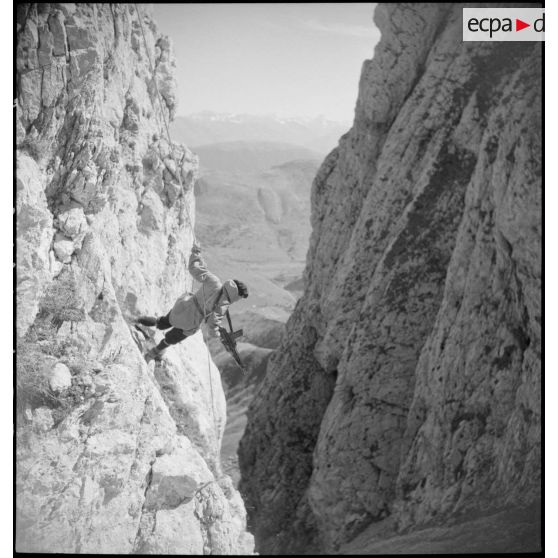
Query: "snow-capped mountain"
171 111 350 154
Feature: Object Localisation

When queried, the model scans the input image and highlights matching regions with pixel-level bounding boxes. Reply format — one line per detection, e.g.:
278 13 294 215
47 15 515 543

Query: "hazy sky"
152 3 380 122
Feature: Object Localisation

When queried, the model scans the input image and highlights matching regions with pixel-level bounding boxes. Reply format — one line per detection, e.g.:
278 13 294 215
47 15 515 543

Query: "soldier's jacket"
169 253 241 337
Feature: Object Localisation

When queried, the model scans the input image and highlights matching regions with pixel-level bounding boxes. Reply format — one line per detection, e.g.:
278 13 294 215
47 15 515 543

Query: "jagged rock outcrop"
16 4 253 554
238 3 541 554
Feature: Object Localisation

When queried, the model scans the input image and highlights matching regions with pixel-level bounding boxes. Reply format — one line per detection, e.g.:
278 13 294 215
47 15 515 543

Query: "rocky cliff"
238 3 541 554
16 4 253 553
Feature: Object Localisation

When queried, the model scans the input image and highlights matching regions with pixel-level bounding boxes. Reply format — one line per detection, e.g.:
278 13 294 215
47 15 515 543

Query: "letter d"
534 13 544 32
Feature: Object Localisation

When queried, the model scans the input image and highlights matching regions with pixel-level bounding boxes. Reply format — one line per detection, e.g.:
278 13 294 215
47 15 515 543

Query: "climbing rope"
203 281 220 444
134 4 219 446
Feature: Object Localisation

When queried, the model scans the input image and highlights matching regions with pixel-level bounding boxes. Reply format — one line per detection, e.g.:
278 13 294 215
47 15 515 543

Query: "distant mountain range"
172 111 350 154
191 141 321 173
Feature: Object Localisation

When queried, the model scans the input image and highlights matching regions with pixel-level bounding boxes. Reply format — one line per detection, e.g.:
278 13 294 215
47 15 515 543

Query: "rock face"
238 3 541 554
16 4 253 554
49 362 72 392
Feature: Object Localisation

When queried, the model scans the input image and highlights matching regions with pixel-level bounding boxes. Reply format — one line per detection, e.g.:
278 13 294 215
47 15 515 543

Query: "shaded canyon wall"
238 3 541 553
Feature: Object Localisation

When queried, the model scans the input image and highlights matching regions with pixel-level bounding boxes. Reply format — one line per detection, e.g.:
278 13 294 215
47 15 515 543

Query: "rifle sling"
192 286 232 327
225 310 234 333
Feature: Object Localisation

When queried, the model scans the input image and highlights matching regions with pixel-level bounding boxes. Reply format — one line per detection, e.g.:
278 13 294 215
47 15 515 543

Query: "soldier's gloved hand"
192 242 201 255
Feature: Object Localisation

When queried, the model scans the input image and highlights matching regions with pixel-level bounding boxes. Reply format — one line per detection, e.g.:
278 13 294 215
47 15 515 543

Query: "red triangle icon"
516 19 530 31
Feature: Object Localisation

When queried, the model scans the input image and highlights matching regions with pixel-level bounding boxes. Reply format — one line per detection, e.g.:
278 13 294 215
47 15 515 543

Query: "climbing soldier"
137 243 249 362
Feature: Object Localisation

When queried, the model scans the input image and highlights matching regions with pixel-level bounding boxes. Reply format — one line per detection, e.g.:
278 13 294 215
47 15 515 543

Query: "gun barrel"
218 328 245 373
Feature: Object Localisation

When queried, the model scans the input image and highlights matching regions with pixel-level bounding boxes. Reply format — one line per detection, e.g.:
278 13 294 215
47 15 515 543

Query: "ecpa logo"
463 8 545 41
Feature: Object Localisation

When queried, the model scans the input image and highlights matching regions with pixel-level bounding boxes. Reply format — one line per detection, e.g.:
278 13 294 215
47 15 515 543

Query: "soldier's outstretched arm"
188 245 220 287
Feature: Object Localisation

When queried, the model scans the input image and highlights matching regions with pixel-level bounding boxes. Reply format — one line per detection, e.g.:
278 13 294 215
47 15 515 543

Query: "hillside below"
193 141 321 173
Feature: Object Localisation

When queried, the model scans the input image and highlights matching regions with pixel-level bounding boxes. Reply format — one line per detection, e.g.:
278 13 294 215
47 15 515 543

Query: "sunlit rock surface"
16 4 253 554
